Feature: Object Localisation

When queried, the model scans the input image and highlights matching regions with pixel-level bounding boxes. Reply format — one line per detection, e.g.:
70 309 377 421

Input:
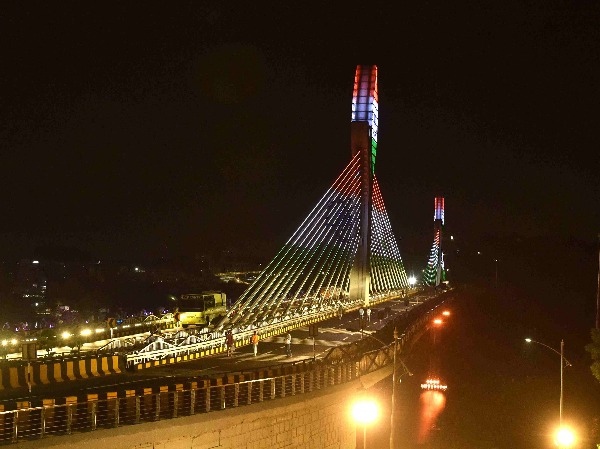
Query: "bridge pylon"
424 197 446 286
348 65 378 307
222 65 408 330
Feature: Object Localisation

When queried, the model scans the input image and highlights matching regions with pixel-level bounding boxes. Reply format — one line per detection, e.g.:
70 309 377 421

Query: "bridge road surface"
0 292 435 407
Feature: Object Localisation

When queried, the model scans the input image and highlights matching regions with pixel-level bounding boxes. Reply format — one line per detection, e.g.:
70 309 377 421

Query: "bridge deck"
0 291 436 406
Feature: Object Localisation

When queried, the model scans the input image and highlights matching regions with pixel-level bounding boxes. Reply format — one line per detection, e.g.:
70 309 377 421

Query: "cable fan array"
423 228 442 286
370 176 409 295
228 153 409 327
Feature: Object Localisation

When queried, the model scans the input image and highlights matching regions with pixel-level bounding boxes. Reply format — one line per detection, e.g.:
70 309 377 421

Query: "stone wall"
14 378 370 449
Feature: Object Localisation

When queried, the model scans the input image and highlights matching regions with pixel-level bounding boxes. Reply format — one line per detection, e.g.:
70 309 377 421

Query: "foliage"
37 328 58 356
585 327 600 383
65 325 86 352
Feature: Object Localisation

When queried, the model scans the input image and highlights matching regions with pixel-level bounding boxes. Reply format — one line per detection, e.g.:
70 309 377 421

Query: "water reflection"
417 390 446 444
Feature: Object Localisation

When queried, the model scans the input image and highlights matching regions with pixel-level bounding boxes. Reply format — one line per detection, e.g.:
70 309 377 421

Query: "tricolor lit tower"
348 65 378 306
424 197 446 287
223 65 407 327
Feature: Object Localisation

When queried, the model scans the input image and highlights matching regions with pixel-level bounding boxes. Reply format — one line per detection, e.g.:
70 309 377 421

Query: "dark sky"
1 2 598 269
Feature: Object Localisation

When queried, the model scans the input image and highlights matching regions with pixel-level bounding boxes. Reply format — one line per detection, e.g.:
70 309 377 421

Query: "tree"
63 325 86 353
37 328 58 357
585 328 600 383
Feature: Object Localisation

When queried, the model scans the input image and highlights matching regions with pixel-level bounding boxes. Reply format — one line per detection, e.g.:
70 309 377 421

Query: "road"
0 292 435 408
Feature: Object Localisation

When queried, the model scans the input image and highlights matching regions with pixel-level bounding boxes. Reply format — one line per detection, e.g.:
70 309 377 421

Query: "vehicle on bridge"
175 292 227 328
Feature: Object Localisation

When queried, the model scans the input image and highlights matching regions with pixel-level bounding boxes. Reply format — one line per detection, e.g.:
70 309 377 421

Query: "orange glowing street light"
525 338 571 428
351 398 379 449
555 426 576 447
442 310 450 316
433 318 443 325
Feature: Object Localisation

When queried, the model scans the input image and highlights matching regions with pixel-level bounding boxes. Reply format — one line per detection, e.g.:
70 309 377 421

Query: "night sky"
1 2 598 278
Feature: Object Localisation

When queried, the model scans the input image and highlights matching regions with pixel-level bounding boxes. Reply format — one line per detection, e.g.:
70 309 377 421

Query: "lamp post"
524 338 572 427
351 398 379 449
596 232 599 329
390 328 398 449
494 259 498 287
352 329 411 449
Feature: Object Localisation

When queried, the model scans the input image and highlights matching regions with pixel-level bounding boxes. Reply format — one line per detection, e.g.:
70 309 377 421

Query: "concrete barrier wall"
15 378 364 449
0 355 121 391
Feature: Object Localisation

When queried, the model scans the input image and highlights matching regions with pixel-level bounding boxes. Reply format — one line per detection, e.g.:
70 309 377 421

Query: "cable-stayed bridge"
0 67 453 449
121 64 447 365
0 65 445 367
224 65 408 329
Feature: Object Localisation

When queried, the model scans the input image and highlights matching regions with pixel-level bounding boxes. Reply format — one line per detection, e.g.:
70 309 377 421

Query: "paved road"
0 293 435 407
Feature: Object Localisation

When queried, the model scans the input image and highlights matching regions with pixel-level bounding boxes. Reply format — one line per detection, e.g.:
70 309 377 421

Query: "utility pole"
560 339 564 426
495 259 498 288
390 327 398 449
596 233 599 329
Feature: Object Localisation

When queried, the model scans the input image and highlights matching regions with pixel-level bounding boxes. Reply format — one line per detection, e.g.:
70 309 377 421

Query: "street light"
408 276 416 287
494 258 499 287
351 329 411 449
524 338 572 429
351 398 379 449
555 426 576 448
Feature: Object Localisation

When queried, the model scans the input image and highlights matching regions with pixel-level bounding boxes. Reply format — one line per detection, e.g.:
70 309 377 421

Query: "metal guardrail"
0 363 357 445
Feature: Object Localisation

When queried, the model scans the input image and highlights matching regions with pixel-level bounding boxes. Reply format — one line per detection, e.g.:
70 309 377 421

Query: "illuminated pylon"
224 65 408 328
348 65 377 307
424 197 445 287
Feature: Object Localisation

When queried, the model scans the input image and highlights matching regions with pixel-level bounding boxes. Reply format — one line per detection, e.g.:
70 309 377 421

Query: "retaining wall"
5 374 374 449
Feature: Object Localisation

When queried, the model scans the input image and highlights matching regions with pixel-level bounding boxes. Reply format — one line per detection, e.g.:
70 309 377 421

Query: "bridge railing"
0 362 359 445
123 290 415 367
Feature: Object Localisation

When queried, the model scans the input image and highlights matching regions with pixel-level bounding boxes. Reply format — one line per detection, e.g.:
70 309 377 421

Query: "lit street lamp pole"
354 328 411 449
494 258 498 287
525 338 572 426
351 398 378 449
390 328 398 449
596 232 600 329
